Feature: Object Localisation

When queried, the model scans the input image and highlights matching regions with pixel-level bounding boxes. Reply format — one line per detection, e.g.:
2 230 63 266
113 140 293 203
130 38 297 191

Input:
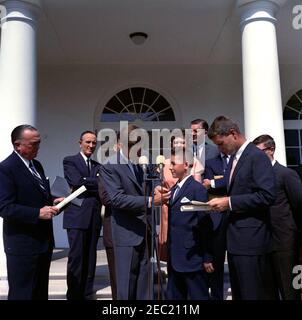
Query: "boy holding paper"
166 148 213 300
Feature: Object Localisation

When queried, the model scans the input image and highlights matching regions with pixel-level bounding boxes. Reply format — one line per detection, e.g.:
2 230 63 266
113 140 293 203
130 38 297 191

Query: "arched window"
100 87 175 122
283 90 302 167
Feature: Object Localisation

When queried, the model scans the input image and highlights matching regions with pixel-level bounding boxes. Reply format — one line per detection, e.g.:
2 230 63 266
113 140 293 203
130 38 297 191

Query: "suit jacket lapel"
228 143 252 191
172 176 193 204
117 151 143 191
12 153 48 197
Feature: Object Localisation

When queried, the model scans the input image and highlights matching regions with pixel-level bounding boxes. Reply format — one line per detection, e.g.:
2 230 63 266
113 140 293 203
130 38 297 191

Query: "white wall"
37 63 244 247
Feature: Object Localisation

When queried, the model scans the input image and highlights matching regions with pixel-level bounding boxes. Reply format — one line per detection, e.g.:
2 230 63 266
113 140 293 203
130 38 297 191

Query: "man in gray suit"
190 119 219 162
253 134 302 300
100 124 170 300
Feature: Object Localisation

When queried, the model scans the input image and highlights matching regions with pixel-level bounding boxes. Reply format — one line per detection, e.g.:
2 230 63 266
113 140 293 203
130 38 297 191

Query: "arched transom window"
100 87 175 122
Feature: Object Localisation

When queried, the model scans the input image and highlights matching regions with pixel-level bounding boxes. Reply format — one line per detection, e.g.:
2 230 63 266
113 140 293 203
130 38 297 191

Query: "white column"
237 0 287 164
0 0 41 276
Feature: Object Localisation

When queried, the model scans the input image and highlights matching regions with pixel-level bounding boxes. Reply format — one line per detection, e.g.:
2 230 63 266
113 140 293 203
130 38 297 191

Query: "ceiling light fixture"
129 32 148 45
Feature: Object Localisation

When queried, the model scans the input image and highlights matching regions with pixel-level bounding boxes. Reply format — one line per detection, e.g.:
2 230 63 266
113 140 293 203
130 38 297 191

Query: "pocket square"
180 197 190 203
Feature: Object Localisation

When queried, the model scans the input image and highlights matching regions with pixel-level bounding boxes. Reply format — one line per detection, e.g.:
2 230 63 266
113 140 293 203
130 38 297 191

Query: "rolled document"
55 185 87 210
180 200 212 212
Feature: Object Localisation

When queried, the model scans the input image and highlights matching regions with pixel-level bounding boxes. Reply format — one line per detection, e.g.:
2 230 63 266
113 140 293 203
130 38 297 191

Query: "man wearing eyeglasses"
0 125 63 300
253 134 302 300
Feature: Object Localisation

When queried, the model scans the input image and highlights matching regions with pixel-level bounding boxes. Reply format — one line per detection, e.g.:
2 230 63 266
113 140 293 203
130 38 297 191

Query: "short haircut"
190 118 209 131
252 134 275 149
120 124 140 148
11 124 37 145
80 130 96 141
208 116 240 139
171 148 194 168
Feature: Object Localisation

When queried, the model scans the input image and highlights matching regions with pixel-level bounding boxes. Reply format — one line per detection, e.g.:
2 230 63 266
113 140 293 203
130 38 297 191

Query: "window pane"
284 130 299 146
286 148 300 166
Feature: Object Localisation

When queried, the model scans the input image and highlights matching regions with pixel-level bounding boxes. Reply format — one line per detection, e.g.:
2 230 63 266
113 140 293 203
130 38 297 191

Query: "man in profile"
253 134 302 300
0 125 61 300
207 116 276 300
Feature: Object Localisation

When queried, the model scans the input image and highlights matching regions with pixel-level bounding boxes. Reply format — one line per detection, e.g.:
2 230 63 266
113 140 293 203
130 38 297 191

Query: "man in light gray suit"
191 119 220 161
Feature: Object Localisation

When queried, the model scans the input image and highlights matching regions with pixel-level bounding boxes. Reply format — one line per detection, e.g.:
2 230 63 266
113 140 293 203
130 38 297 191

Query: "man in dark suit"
207 116 276 300
167 149 213 300
202 153 232 300
190 118 220 162
0 125 61 300
253 134 302 300
100 124 171 300
63 131 102 300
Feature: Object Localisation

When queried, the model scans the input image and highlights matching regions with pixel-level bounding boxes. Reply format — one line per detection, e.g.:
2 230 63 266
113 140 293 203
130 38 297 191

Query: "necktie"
29 161 46 191
173 185 180 202
229 156 238 184
222 154 228 173
132 163 143 185
193 144 197 157
87 158 91 175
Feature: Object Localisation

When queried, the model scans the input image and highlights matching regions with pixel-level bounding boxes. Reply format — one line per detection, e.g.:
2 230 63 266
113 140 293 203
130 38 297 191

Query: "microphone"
156 155 165 170
139 155 149 174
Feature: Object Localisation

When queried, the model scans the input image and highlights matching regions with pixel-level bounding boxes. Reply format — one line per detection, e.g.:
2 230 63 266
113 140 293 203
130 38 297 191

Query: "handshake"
153 185 171 206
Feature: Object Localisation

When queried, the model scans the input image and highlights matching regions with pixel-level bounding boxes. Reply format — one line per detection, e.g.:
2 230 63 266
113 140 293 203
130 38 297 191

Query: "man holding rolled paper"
0 125 63 300
63 131 102 300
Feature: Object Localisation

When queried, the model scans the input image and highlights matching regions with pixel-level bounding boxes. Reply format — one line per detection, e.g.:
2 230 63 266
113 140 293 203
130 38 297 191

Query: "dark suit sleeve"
0 166 39 224
98 176 111 207
100 164 148 212
230 152 276 211
195 184 213 262
283 168 302 227
63 157 98 193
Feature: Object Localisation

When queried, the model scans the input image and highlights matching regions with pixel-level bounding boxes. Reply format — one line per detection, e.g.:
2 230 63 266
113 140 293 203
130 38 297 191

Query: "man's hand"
203 262 215 273
207 197 230 212
202 179 211 190
53 197 65 205
39 206 59 220
153 186 171 206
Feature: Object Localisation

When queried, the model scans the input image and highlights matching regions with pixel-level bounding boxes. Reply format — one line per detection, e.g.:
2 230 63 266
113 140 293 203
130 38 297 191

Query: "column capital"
0 0 42 23
236 0 287 26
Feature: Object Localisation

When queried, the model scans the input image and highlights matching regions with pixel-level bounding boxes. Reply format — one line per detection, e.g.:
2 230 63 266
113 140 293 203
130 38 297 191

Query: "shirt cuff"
148 197 152 208
210 179 215 188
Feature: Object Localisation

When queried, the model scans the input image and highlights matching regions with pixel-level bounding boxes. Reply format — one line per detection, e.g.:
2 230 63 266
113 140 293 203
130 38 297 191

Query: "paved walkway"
0 241 232 300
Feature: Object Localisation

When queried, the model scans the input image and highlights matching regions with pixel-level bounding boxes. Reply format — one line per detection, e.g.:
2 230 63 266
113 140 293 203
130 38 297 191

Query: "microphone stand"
143 166 165 300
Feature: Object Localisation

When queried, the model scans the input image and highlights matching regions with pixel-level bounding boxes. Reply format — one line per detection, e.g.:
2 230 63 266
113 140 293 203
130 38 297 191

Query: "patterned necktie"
173 185 180 202
29 161 46 191
87 158 91 175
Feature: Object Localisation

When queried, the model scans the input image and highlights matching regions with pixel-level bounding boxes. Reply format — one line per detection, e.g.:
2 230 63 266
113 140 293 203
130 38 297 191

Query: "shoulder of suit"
63 154 80 162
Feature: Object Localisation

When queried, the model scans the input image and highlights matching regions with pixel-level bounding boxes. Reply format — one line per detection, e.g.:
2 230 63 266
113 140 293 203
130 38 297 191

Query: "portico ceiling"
16 0 302 65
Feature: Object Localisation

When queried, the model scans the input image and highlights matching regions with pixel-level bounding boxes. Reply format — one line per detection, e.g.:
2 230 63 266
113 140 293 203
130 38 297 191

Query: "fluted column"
237 0 287 164
0 0 41 276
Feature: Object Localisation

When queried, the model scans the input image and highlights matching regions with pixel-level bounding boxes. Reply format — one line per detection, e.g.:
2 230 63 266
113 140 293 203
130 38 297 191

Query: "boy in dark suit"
167 149 213 300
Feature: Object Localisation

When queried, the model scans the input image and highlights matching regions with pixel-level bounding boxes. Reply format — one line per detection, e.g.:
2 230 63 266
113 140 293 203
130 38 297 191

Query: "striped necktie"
29 161 46 191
